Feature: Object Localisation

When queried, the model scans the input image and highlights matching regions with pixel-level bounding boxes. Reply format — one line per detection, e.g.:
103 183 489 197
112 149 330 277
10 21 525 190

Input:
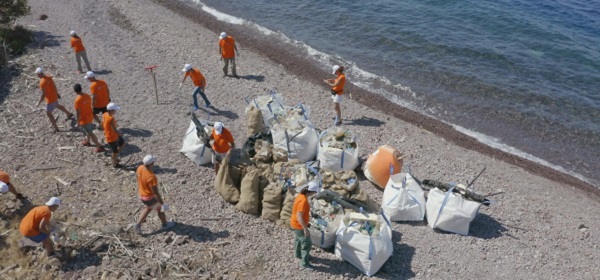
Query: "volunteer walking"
35 67 74 132
210 122 235 174
102 103 126 168
218 32 239 77
73 84 104 153
134 155 175 235
70 31 92 73
180 64 210 110
290 181 320 269
85 71 111 128
324 65 346 126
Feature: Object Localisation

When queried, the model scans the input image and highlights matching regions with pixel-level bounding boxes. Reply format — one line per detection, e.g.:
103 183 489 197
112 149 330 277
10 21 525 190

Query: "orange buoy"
364 145 403 189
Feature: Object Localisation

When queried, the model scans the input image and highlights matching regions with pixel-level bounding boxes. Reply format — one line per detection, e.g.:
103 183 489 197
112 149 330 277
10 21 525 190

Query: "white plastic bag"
335 211 393 276
426 187 481 235
382 173 426 221
309 198 343 249
272 120 318 163
180 121 212 165
317 127 359 172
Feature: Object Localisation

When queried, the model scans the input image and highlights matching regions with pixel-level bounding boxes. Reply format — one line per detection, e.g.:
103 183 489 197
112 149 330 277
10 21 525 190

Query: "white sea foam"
192 0 245 25
453 125 592 185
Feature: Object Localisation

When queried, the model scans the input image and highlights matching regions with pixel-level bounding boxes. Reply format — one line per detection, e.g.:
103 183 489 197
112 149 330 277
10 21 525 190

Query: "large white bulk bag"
426 187 481 235
180 121 212 165
335 211 393 276
245 93 286 133
382 173 426 221
317 127 359 172
309 198 343 249
272 120 318 163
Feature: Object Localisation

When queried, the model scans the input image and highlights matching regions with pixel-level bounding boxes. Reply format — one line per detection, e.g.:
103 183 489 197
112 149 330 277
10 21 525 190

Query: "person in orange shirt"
0 170 26 200
35 67 74 132
134 155 175 235
290 181 320 269
19 197 61 256
70 31 92 73
218 32 239 77
324 65 346 126
102 103 126 168
73 83 104 153
180 64 210 110
85 71 111 128
209 122 235 174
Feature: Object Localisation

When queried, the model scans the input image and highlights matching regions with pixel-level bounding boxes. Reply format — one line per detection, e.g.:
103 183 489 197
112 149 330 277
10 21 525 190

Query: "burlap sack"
253 140 273 163
320 169 336 188
350 187 378 212
278 191 296 227
272 148 288 163
336 170 359 193
261 181 283 221
247 106 264 137
214 155 240 204
235 168 261 214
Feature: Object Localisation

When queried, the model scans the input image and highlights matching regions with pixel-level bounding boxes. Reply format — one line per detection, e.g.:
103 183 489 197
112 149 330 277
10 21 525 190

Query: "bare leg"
214 162 220 174
55 104 72 118
334 103 341 124
41 237 53 255
46 111 59 131
137 206 153 227
157 209 167 225
8 183 18 196
93 114 103 129
111 152 118 166
89 132 102 148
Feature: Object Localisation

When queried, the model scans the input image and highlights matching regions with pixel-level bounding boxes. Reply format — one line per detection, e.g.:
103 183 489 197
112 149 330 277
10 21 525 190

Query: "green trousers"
293 229 312 267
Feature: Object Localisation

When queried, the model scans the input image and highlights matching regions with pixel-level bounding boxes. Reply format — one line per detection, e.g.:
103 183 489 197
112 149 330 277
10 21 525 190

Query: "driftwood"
54 176 70 186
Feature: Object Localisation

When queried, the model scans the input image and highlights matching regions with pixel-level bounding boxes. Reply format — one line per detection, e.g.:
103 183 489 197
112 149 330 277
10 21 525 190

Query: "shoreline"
157 0 599 198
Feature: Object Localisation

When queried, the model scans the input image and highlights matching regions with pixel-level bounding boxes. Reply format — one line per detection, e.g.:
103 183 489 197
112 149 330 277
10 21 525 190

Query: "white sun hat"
0 182 8 194
70 31 76 36
84 71 95 79
143 155 156 165
107 103 120 111
35 67 44 74
214 122 224 135
219 32 227 39
45 197 61 206
332 65 340 74
182 64 192 72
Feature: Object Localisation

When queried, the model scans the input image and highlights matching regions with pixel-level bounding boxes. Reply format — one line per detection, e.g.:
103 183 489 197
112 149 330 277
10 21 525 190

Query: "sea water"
186 0 600 187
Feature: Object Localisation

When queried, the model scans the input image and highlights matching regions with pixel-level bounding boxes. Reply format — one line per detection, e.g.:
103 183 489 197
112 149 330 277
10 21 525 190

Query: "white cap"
84 71 95 79
143 155 156 165
307 181 320 193
106 103 120 111
0 182 8 194
332 65 340 74
35 67 44 74
45 197 61 206
214 122 223 135
70 31 76 36
219 32 227 39
182 64 192 72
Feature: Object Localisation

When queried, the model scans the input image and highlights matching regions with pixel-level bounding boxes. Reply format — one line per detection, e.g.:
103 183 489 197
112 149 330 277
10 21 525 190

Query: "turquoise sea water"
189 0 600 186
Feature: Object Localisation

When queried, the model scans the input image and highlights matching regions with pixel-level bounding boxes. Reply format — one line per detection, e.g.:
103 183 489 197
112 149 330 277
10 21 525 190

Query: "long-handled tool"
145 65 159 105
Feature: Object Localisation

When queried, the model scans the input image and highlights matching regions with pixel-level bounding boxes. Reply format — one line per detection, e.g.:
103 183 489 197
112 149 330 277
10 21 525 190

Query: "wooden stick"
196 217 232 221
30 166 61 171
58 158 79 165
152 70 159 105
54 176 70 186
55 182 61 196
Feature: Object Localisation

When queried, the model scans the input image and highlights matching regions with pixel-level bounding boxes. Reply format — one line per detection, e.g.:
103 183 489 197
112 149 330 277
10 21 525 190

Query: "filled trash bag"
214 155 240 204
180 121 213 165
425 185 482 235
382 172 426 221
246 106 264 137
245 92 286 133
335 211 393 276
317 127 359 172
236 168 261 215
364 145 403 188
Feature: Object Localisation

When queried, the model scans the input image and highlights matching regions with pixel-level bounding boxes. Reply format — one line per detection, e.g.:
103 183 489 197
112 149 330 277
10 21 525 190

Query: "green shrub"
0 0 31 67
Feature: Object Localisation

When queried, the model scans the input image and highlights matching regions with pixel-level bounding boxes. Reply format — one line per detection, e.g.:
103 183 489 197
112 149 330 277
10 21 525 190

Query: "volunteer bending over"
0 170 26 200
19 197 61 256
210 122 235 174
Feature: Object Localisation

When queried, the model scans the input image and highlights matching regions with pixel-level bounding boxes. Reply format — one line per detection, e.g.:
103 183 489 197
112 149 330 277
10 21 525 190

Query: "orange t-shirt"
211 128 234 153
74 94 94 125
39 76 58 104
90 80 110 108
290 194 310 230
70 37 86 53
136 165 157 198
332 73 346 94
102 112 119 143
185 68 206 87
0 170 9 184
219 36 236 59
19 206 51 237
